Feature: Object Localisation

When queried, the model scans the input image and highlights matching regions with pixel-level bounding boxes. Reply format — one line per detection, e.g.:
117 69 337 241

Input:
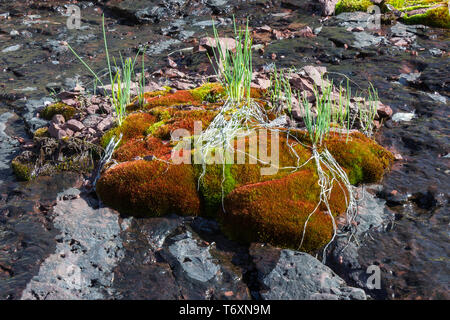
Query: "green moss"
336 0 450 28
100 112 156 148
33 127 49 138
195 163 237 216
149 107 171 121
324 132 394 185
11 160 33 181
335 0 373 14
189 83 224 102
146 120 166 136
402 6 450 28
40 102 77 120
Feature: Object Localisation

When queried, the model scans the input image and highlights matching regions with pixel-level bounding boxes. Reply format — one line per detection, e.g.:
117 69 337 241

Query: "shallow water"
0 0 448 299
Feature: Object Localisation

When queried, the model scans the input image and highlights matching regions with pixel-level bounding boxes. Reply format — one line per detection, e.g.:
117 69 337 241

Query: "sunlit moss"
40 102 77 120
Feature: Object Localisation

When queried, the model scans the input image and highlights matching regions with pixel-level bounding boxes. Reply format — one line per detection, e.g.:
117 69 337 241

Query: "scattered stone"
65 119 84 132
376 102 393 118
52 114 65 126
2 44 22 53
319 0 339 16
392 112 416 122
97 117 113 132
429 48 443 57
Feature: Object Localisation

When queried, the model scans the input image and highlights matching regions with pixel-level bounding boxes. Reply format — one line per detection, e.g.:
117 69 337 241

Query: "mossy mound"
11 159 34 181
40 102 77 120
33 127 50 138
128 83 224 112
335 0 373 15
100 112 156 148
220 170 347 252
96 84 393 253
402 5 450 28
323 131 394 184
335 0 450 29
96 160 201 217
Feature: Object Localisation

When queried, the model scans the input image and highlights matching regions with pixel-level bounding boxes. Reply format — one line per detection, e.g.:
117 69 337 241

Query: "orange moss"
220 170 348 253
96 160 201 217
113 136 174 162
151 109 218 140
195 131 314 214
101 112 157 148
142 90 201 110
324 131 394 184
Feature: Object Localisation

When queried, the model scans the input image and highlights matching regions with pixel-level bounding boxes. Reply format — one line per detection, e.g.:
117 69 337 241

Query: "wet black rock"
21 193 124 299
327 186 394 299
250 244 366 300
113 215 251 300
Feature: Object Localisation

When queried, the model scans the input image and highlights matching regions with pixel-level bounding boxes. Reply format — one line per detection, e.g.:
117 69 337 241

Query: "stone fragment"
65 119 85 132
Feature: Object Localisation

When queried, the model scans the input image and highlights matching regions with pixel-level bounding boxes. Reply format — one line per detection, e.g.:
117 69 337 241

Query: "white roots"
93 133 122 189
298 146 357 263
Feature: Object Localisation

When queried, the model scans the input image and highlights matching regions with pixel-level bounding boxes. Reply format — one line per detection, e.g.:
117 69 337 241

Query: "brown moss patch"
96 160 201 217
101 112 157 148
220 170 348 253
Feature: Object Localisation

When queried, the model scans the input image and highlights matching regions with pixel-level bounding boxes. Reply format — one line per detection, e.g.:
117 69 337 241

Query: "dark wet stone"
327 186 395 299
112 216 251 300
21 192 124 299
249 243 366 300
0 174 83 300
22 98 53 133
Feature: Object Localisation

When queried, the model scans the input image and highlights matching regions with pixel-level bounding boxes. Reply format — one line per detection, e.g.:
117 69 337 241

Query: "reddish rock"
48 122 68 139
97 117 113 132
65 119 85 132
199 37 236 52
86 105 99 115
65 128 74 137
52 114 65 126
377 102 393 118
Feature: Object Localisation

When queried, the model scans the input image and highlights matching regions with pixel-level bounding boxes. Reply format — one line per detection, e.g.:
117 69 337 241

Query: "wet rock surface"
0 0 448 300
15 189 371 300
252 246 366 300
112 215 251 300
21 192 124 300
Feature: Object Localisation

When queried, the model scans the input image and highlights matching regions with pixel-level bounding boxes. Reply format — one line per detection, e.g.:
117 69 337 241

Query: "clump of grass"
269 65 293 114
209 17 253 105
300 82 333 145
358 84 378 137
67 15 147 127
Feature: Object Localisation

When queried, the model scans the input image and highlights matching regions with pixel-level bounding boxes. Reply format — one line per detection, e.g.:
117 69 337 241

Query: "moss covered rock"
96 85 393 253
96 160 201 217
219 170 347 252
100 112 156 148
11 159 34 181
40 102 77 120
335 0 450 29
